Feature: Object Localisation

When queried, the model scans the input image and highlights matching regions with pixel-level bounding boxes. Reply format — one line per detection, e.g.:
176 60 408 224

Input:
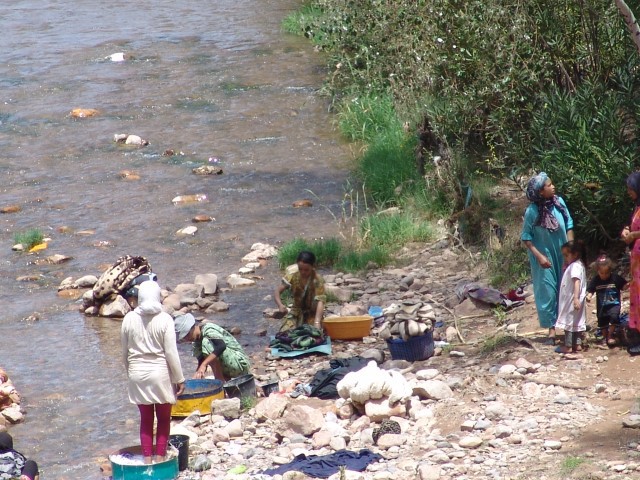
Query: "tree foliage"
294 0 640 245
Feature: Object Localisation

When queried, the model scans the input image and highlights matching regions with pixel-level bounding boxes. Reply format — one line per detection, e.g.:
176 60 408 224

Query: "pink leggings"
137 403 172 457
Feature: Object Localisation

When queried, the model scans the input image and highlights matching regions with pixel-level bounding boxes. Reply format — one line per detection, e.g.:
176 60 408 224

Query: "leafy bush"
531 63 640 245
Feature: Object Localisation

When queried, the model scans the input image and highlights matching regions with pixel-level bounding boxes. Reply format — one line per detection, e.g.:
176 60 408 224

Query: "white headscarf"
134 280 163 315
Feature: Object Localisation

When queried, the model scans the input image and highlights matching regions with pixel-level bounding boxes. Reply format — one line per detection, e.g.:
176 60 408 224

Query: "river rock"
209 428 230 443
623 415 640 428
416 369 440 381
99 295 130 317
176 226 198 236
377 433 406 448
278 404 324 436
459 436 483 449
211 398 241 420
411 380 453 401
194 274 218 295
224 419 244 438
255 395 290 422
292 199 313 208
485 401 508 420
106 52 125 62
163 293 182 310
227 274 256 288
119 170 140 181
175 283 204 305
206 301 230 313
418 464 441 480
71 108 99 118
360 348 385 364
192 215 214 223
312 430 332 448
1 205 21 213
1 407 23 424
364 398 406 422
75 275 98 288
242 243 278 262
544 440 562 450
330 436 347 450
193 165 223 175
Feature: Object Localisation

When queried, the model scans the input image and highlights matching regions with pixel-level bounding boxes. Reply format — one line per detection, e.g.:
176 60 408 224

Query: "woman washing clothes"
0 432 38 480
174 313 251 381
274 251 326 331
121 281 185 465
521 172 574 345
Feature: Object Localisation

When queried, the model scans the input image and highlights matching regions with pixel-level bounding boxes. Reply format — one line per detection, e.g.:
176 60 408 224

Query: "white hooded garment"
121 281 185 405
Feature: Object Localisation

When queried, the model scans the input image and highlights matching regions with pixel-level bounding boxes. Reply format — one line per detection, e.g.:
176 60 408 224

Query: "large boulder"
255 395 290 422
278 404 324 436
99 295 130 317
194 274 218 295
211 398 241 420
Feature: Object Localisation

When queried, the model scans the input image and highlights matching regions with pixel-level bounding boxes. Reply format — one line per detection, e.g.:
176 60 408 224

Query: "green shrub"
362 212 433 248
335 246 390 272
277 238 342 269
531 64 640 247
14 229 44 250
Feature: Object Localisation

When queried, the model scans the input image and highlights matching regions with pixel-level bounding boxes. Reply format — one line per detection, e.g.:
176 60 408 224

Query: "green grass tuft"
277 238 342 269
14 228 44 250
362 212 433 248
480 334 512 354
560 456 586 475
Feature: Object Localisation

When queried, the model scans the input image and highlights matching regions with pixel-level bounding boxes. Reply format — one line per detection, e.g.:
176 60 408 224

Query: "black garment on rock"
308 356 370 399
261 449 382 478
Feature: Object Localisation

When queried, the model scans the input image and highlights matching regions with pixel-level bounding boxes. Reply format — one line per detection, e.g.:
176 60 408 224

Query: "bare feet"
143 456 152 465
154 455 166 463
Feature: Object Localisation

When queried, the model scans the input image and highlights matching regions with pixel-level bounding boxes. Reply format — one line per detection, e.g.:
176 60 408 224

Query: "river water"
0 1 351 477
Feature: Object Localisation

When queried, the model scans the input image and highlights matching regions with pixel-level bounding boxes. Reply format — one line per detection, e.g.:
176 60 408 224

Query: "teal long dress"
520 197 573 329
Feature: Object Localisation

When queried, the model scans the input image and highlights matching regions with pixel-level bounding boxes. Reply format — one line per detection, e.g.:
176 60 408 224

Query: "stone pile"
0 368 24 429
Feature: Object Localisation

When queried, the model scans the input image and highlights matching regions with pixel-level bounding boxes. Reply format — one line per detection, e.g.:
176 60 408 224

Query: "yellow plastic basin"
323 315 373 340
171 379 224 418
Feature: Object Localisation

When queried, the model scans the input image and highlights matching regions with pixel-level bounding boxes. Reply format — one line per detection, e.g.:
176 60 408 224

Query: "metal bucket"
172 378 224 418
260 381 279 397
223 374 256 399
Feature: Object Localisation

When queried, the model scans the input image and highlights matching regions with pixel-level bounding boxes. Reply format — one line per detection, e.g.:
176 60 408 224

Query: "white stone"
194 273 218 295
459 436 483 449
376 433 406 448
416 369 440 381
544 440 562 450
411 380 453 401
226 274 256 288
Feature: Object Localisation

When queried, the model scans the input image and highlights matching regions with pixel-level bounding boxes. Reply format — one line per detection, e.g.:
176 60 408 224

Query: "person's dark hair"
594 253 614 271
562 240 587 263
296 250 316 266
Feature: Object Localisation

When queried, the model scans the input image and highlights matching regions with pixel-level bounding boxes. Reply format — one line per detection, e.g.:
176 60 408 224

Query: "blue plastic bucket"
110 446 178 480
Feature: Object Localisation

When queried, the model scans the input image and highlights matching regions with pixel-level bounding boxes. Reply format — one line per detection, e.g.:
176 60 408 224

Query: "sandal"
543 338 556 346
628 344 640 356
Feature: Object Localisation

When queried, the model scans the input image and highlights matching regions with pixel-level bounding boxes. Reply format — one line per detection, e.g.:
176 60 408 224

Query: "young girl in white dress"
556 240 587 355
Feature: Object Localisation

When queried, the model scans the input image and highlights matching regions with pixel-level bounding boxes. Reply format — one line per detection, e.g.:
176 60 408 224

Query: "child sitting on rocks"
0 432 39 480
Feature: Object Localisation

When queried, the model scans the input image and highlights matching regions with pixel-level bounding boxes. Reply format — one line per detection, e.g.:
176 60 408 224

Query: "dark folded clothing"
262 449 382 478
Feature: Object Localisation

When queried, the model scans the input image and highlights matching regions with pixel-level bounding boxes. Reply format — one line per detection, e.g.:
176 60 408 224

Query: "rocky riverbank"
96 238 640 480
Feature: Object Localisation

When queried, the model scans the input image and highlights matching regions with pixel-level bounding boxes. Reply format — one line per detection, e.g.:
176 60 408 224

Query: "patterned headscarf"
627 172 640 206
525 172 568 231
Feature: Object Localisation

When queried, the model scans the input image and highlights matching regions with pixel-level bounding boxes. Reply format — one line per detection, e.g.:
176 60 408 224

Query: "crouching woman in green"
174 313 250 381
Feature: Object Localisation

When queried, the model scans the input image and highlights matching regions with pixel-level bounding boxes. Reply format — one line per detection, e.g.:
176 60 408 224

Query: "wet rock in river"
176 226 197 236
192 215 214 223
292 199 313 208
226 274 256 288
106 52 126 62
241 243 278 262
0 205 21 213
119 170 141 181
70 108 99 118
192 165 223 175
99 295 130 317
113 133 149 146
194 273 218 295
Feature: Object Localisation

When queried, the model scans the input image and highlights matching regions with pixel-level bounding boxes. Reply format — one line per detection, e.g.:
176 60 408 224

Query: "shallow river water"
0 1 351 477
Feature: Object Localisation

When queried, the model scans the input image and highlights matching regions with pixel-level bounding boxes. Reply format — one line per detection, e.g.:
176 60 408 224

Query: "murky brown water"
0 1 350 477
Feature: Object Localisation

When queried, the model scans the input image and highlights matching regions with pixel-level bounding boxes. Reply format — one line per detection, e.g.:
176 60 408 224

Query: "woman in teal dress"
521 172 574 344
